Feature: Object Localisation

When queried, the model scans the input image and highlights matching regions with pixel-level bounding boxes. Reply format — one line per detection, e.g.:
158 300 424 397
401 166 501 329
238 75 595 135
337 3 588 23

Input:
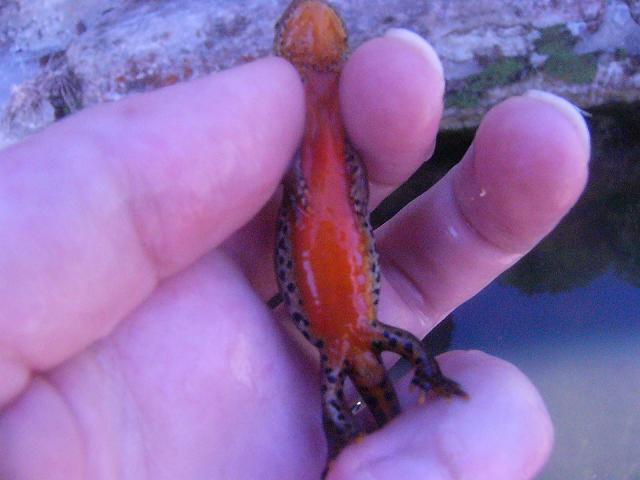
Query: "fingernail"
522 90 591 160
425 138 437 160
350 455 450 480
385 28 445 95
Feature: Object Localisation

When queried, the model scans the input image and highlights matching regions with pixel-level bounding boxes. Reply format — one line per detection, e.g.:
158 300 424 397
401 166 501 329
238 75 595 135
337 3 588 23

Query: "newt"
273 0 467 468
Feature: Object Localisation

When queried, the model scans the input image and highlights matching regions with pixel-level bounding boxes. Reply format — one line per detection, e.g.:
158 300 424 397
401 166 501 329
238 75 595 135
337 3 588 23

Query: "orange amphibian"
274 0 467 466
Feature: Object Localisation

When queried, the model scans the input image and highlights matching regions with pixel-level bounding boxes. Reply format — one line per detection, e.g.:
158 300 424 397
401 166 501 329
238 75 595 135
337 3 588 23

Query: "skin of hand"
0 30 589 480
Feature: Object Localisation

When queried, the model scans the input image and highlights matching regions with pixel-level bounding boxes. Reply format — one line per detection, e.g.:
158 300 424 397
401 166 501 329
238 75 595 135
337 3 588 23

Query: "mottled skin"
274 0 467 464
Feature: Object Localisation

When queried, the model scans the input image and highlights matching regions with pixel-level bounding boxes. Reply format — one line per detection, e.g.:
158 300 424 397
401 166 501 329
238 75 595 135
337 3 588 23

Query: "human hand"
0 30 589 479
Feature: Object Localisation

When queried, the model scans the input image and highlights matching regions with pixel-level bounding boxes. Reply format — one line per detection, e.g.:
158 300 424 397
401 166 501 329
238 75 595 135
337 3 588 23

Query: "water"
453 274 640 479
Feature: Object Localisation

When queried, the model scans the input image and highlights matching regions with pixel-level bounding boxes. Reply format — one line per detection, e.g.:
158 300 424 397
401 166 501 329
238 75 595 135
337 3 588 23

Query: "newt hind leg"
321 356 357 460
351 355 401 428
372 321 468 399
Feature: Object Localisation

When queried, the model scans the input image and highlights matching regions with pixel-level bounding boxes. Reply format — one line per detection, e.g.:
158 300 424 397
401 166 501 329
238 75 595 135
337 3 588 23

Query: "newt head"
274 0 347 72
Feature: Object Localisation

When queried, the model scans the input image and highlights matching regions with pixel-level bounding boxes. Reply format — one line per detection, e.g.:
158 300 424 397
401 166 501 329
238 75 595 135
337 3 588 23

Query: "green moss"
614 47 627 60
535 24 598 84
543 51 598 84
446 24 599 109
447 57 527 109
535 25 577 55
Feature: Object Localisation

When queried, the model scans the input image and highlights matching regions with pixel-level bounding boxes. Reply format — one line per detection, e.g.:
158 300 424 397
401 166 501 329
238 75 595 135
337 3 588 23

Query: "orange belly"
289 72 376 357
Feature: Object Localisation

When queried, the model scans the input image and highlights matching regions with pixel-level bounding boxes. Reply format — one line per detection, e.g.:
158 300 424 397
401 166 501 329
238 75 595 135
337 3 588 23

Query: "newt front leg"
273 0 467 468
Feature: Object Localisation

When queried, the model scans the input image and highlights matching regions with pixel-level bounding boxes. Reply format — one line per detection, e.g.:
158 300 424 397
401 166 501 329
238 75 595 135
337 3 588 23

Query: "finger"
376 91 590 335
341 29 445 205
226 30 446 297
0 57 304 405
328 351 553 480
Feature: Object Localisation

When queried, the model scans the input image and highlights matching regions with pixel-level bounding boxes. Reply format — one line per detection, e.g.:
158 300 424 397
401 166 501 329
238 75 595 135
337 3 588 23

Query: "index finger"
0 57 304 406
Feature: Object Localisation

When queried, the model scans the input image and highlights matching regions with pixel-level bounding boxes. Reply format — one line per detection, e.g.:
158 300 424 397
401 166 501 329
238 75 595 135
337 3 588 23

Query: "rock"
1 0 639 147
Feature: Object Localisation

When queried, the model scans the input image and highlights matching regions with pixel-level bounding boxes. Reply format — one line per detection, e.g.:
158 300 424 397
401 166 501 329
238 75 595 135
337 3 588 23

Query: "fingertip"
433 351 554 478
522 90 591 160
384 28 444 83
454 93 589 252
340 32 444 187
329 351 553 480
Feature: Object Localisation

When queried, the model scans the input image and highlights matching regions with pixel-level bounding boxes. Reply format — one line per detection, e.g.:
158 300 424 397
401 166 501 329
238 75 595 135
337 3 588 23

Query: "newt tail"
273 0 467 471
